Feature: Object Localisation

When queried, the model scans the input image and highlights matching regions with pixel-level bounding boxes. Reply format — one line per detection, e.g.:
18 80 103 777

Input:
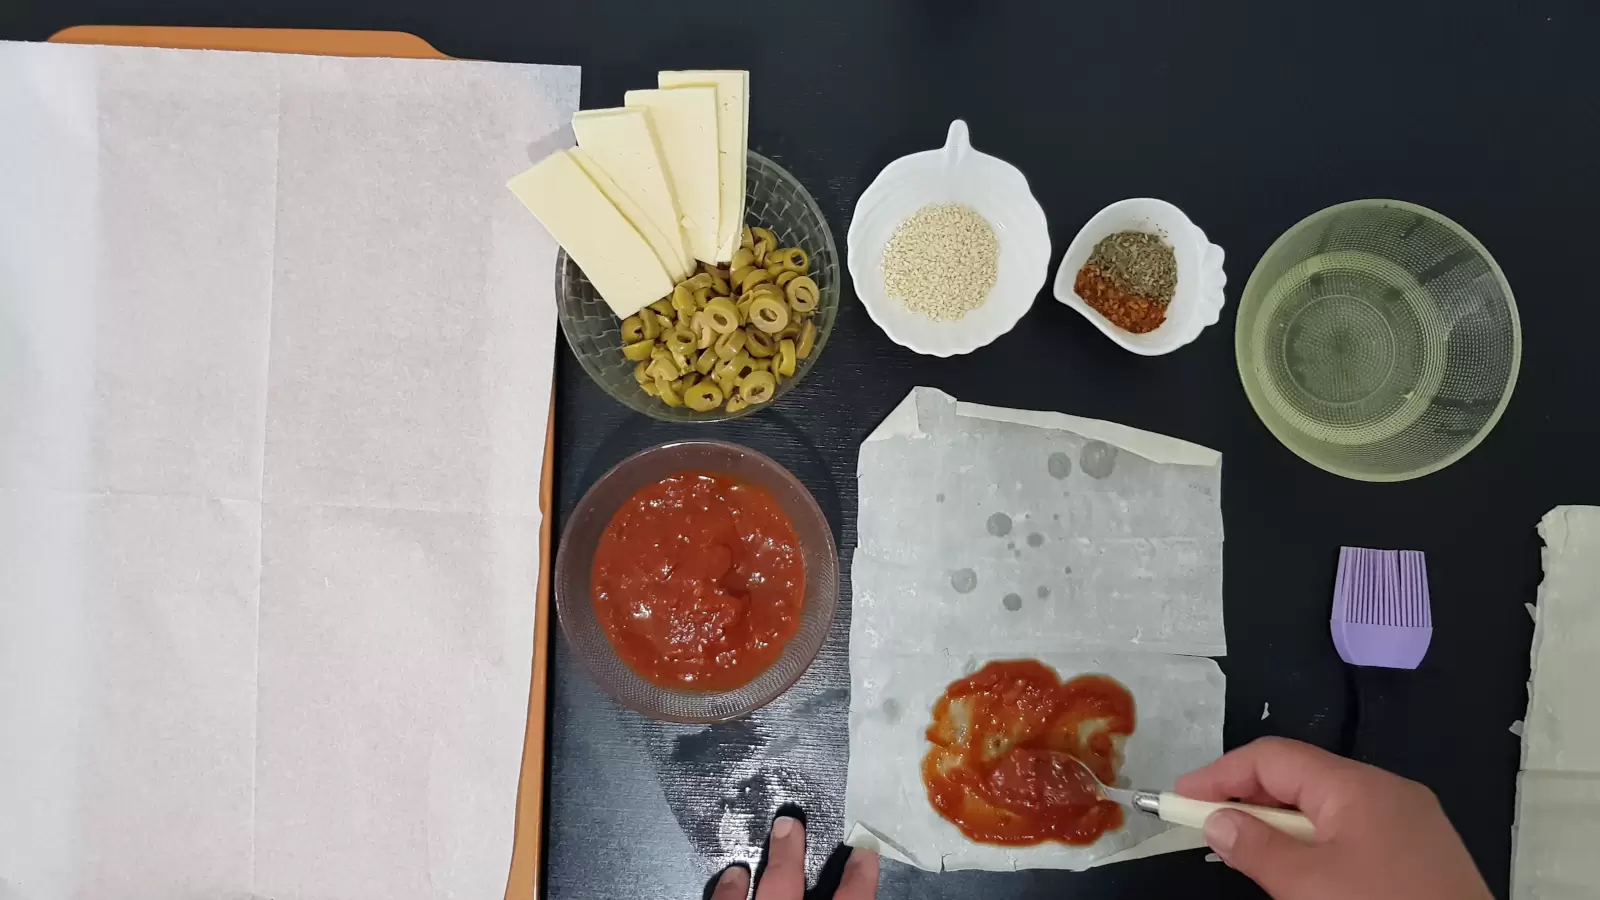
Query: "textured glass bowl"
554 440 839 723
1236 200 1520 481
557 151 840 422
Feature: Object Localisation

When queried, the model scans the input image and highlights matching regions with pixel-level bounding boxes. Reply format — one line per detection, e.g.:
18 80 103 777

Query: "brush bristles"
1334 547 1432 627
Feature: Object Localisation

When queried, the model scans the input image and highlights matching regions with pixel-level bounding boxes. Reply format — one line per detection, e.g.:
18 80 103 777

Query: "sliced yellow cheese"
658 70 748 263
566 147 674 280
571 108 693 281
507 150 672 319
624 86 721 265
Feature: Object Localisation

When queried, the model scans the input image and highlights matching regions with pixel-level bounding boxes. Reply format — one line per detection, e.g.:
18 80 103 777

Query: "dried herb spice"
1075 231 1177 334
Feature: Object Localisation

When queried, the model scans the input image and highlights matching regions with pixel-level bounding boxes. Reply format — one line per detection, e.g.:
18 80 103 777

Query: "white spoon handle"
1156 792 1317 843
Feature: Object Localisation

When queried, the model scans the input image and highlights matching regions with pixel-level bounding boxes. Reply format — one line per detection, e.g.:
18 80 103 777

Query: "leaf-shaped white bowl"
1053 198 1227 356
847 120 1050 357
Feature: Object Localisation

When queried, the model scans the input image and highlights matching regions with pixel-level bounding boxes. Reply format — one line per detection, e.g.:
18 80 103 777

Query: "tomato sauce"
590 472 805 691
921 660 1136 845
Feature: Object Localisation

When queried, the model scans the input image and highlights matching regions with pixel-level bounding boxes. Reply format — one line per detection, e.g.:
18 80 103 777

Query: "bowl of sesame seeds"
847 120 1050 357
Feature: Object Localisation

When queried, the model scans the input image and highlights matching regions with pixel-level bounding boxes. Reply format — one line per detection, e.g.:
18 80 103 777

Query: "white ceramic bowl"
847 120 1051 357
1053 198 1227 356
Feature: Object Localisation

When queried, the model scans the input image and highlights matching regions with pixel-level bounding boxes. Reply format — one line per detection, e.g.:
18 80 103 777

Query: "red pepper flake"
1074 263 1168 334
1073 230 1177 335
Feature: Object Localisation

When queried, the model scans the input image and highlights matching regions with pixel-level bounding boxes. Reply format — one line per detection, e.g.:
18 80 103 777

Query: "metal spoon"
1057 753 1317 843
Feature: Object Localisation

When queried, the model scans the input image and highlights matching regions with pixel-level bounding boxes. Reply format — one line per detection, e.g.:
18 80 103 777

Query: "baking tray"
48 25 557 900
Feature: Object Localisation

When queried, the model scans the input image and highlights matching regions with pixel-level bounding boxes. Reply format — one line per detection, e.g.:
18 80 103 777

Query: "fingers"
746 815 873 900
711 865 751 900
1175 737 1357 820
836 849 879 900
754 815 806 900
1203 808 1317 897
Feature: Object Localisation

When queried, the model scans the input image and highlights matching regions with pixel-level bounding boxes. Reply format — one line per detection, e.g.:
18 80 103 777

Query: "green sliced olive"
622 339 656 362
695 348 718 375
655 377 683 407
741 370 777 404
785 275 820 313
776 339 797 377
797 319 817 359
749 295 790 334
714 326 747 360
684 381 724 412
704 297 740 333
745 326 775 358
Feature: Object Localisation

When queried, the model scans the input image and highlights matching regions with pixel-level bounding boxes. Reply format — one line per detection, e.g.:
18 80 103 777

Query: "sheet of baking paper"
0 41 578 900
1511 507 1600 898
845 387 1224 872
857 387 1225 658
845 650 1223 871
864 388 1221 467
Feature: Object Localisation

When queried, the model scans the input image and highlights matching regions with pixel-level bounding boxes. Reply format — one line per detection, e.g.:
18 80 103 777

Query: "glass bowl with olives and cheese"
554 150 839 422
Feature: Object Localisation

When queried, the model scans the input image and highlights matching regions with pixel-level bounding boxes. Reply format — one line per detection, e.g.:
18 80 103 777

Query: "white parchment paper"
1511 506 1600 898
0 41 578 900
845 388 1225 871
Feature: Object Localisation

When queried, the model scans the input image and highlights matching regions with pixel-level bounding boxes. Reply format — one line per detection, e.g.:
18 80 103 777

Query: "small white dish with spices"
1053 198 1227 356
847 120 1050 357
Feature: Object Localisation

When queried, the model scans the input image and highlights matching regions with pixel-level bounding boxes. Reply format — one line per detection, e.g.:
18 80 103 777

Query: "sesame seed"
881 203 998 321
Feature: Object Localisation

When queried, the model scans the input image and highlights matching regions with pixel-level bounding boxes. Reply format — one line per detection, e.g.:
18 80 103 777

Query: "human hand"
1176 737 1491 900
711 815 879 900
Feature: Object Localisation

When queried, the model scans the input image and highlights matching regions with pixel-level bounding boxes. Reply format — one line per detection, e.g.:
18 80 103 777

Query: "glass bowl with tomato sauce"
554 440 839 722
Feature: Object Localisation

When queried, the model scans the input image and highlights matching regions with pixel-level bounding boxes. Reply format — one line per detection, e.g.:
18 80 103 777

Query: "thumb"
1204 809 1316 896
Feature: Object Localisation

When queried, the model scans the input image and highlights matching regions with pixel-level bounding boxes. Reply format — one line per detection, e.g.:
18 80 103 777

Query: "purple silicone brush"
1331 547 1433 669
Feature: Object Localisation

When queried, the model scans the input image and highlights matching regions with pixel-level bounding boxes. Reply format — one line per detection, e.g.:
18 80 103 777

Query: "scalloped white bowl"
847 120 1050 357
1053 198 1227 356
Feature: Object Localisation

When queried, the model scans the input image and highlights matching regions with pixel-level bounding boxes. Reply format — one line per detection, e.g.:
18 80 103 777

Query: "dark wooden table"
10 2 1599 897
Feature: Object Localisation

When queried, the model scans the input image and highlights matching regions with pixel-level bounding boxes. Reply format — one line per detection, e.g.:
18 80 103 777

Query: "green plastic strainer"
1236 200 1520 481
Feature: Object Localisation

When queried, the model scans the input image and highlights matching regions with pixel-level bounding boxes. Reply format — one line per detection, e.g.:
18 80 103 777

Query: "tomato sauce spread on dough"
590 472 804 691
922 659 1135 845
